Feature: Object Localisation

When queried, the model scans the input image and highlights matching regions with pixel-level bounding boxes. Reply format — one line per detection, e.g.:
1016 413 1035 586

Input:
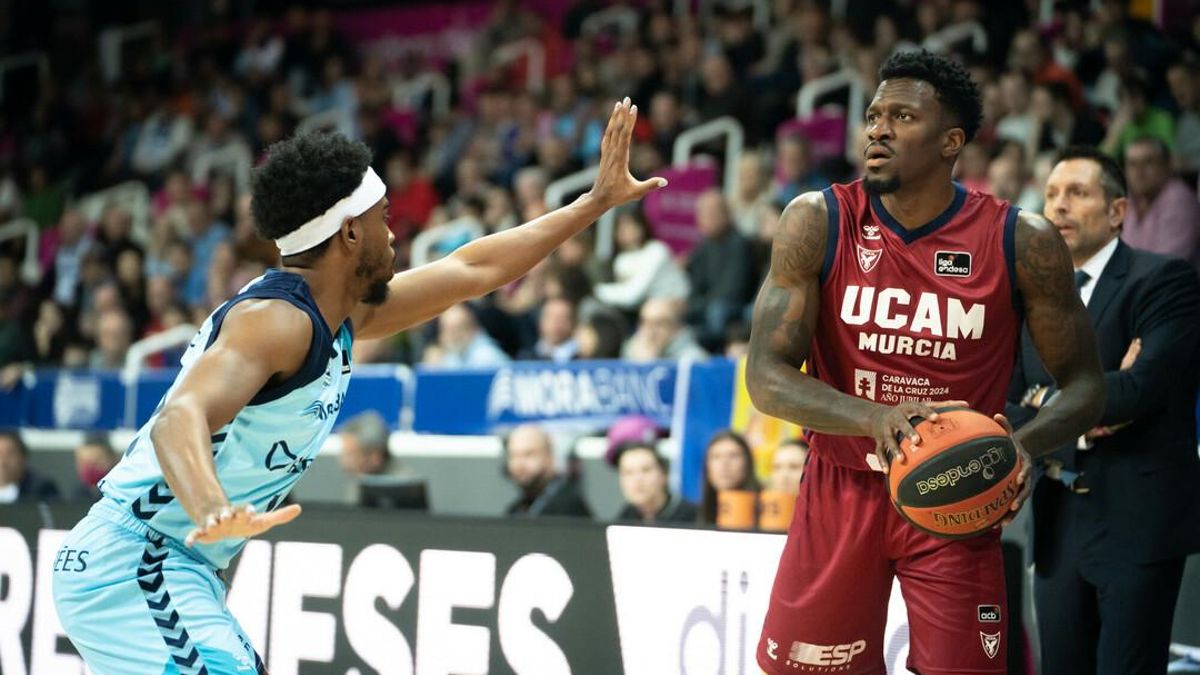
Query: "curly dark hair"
250 132 373 258
879 50 983 143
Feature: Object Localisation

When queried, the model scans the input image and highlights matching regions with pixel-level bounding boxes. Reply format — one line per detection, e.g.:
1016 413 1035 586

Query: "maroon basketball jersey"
809 180 1021 472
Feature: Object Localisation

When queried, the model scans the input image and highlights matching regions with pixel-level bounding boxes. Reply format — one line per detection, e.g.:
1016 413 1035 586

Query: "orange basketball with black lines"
887 407 1021 539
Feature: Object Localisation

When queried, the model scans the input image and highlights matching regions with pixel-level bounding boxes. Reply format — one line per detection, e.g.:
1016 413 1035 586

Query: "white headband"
275 167 387 257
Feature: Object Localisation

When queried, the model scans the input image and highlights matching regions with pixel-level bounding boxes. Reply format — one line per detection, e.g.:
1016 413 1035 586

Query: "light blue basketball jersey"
94 268 354 569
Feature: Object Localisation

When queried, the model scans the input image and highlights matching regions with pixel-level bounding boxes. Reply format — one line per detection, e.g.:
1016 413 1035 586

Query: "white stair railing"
796 68 866 164
672 116 744 197
191 144 253 193
409 217 486 268
74 181 152 246
493 39 545 93
545 165 617 260
121 324 197 428
581 6 641 40
0 217 40 284
391 71 452 119
98 22 159 84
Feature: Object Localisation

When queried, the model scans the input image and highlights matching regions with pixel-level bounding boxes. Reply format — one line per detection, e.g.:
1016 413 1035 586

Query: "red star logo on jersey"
857 245 883 273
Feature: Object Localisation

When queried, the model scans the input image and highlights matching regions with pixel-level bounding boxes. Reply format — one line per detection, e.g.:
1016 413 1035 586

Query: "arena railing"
0 217 41 284
74 181 151 245
796 68 866 164
97 21 159 84
191 144 253 194
671 116 744 197
0 51 48 100
544 165 618 260
492 39 545 94
390 71 452 120
409 216 486 268
120 324 197 429
580 6 640 40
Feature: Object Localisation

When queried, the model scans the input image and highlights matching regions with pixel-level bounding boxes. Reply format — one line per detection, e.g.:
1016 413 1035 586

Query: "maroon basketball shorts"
757 452 1007 675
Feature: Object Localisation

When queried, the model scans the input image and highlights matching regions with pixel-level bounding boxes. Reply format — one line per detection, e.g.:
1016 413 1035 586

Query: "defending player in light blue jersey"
52 98 665 674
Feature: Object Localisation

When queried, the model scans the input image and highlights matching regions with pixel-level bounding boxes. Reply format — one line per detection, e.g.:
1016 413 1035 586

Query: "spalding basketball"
887 407 1021 539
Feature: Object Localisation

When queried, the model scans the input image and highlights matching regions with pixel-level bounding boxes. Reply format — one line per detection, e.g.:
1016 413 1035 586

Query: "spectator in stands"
520 297 578 362
91 309 133 369
338 410 415 504
384 150 438 244
113 248 150 335
728 151 774 238
698 430 760 525
576 310 627 360
130 95 194 178
773 135 829 204
95 204 140 269
1030 81 1105 153
1167 59 1200 174
423 303 509 368
1102 75 1175 160
0 431 60 503
1008 26 1084 105
768 439 810 495
1122 137 1200 271
181 200 231 308
513 166 549 221
623 297 706 362
73 433 117 502
504 424 591 518
594 210 690 312
996 71 1036 148
612 442 698 524
45 209 93 308
686 190 756 347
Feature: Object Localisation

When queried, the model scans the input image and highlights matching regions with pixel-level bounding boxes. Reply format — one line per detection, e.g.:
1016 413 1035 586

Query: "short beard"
356 255 391 306
863 175 901 195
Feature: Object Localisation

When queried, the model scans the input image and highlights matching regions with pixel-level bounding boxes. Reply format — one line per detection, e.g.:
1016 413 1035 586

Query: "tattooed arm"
1011 212 1105 458
746 193 953 469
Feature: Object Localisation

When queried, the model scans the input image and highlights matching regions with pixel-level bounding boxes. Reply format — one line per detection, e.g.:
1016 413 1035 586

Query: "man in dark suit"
1007 146 1200 675
0 430 61 503
503 424 592 518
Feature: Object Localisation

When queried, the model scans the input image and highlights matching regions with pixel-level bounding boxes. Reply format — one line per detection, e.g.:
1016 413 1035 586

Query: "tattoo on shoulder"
773 192 829 281
1014 212 1074 299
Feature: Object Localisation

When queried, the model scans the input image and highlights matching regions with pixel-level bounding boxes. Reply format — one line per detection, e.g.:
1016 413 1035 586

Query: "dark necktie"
1074 269 1090 293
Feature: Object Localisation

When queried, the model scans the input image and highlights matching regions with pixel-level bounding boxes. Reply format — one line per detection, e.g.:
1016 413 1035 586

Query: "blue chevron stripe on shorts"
138 535 209 675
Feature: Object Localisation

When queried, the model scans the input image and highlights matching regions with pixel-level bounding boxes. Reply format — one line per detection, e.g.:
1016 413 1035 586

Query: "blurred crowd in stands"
0 0 1198 383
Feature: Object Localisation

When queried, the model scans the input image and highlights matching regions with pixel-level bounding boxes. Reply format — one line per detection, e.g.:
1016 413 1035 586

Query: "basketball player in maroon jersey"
748 51 1105 674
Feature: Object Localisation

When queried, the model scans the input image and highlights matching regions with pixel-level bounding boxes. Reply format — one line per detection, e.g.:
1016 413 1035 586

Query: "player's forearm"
451 193 608 293
150 399 230 525
746 357 885 436
1014 371 1104 458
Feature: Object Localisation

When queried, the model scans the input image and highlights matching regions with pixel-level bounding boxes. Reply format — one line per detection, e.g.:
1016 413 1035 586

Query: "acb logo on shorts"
977 604 1001 623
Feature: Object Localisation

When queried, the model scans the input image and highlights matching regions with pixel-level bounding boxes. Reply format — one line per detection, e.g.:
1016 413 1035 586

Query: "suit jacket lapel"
1086 240 1130 324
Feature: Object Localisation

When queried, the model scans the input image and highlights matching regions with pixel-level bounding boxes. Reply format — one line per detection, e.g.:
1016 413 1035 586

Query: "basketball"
887 407 1022 539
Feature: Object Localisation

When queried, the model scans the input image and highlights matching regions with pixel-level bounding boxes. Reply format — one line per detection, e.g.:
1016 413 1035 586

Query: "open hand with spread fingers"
586 97 668 209
185 503 302 547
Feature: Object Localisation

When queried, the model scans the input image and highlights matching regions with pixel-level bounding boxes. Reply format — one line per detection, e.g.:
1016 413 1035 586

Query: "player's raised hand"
185 503 302 547
993 413 1031 528
586 97 667 209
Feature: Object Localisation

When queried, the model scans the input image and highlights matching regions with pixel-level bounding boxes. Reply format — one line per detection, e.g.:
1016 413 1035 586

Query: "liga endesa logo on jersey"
934 251 972 277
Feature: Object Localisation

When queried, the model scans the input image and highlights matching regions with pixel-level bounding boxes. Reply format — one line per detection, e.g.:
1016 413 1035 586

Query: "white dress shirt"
1076 236 1120 306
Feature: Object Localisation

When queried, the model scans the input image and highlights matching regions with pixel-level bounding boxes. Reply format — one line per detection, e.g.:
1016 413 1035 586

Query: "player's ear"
340 215 359 247
942 128 965 160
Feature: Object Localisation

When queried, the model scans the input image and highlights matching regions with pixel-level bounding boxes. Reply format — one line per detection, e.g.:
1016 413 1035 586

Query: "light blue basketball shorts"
52 502 265 675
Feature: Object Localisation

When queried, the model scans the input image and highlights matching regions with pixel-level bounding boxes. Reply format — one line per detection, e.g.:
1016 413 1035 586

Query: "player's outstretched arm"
351 97 667 340
1011 211 1105 458
150 300 309 545
746 193 951 468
